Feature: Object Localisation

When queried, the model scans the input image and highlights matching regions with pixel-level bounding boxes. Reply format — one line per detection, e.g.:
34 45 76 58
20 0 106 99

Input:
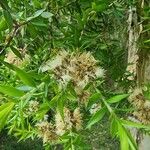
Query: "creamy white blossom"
61 74 72 84
41 55 63 72
73 108 82 131
36 121 57 143
95 68 105 78
40 50 105 94
55 107 82 135
55 108 72 136
90 103 101 114
26 100 39 115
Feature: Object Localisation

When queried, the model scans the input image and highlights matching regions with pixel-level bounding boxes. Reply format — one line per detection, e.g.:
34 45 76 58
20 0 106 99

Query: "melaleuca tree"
126 0 150 149
0 0 150 150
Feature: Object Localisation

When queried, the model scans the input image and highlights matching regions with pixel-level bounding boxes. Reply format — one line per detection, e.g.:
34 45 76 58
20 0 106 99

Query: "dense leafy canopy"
0 0 149 150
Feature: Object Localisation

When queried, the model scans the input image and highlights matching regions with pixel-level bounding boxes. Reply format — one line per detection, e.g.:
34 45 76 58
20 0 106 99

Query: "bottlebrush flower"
55 108 72 136
73 107 82 131
36 121 57 143
129 88 150 124
25 100 39 115
41 50 104 94
55 107 82 135
89 103 101 114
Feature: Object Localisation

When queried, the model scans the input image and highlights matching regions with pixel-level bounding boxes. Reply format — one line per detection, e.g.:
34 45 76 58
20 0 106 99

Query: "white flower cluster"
41 50 104 93
29 100 39 112
36 107 82 143
89 103 101 114
26 100 39 115
55 107 82 136
36 121 57 143
129 88 150 124
37 50 104 143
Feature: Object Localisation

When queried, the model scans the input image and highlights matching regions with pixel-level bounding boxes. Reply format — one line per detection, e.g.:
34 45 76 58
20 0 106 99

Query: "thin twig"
0 20 31 55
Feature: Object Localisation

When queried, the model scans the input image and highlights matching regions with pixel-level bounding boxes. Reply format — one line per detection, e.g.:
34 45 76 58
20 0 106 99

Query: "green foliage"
0 102 15 131
0 0 149 150
107 94 129 103
3 62 36 87
87 107 107 129
0 85 24 97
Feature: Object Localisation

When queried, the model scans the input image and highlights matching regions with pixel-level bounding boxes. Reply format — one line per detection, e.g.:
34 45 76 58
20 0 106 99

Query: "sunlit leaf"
0 17 8 31
118 124 129 150
110 117 118 137
107 94 129 103
57 94 65 119
122 125 138 150
16 86 33 92
87 93 101 108
144 39 150 43
92 2 107 12
87 107 106 129
0 85 24 97
3 62 36 87
121 119 150 130
41 12 53 18
26 9 45 21
14 67 36 87
35 102 50 120
0 102 15 131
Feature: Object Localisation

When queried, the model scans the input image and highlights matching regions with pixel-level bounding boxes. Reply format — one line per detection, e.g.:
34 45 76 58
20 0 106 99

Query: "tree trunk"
127 0 150 149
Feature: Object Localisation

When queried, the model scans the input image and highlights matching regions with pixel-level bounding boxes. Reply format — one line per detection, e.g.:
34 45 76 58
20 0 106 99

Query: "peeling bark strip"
127 0 150 149
126 6 139 81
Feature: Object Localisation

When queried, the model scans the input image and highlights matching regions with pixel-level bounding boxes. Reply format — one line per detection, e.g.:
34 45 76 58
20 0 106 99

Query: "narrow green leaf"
122 125 138 150
3 62 36 87
31 21 47 27
118 124 129 150
16 86 33 92
36 93 61 120
3 10 13 31
67 82 77 98
0 102 15 131
35 102 49 120
15 67 36 87
0 85 24 97
35 92 62 120
107 94 129 103
41 12 53 18
57 94 65 119
0 102 14 111
92 2 107 12
3 61 15 70
121 119 150 130
87 93 101 108
49 93 61 108
26 9 45 21
110 118 118 137
144 39 150 43
66 92 76 101
0 17 8 31
87 107 106 129
0 0 10 10
10 46 23 60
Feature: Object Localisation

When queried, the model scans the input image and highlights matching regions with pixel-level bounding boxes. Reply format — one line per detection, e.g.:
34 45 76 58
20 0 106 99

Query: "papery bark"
127 0 150 149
